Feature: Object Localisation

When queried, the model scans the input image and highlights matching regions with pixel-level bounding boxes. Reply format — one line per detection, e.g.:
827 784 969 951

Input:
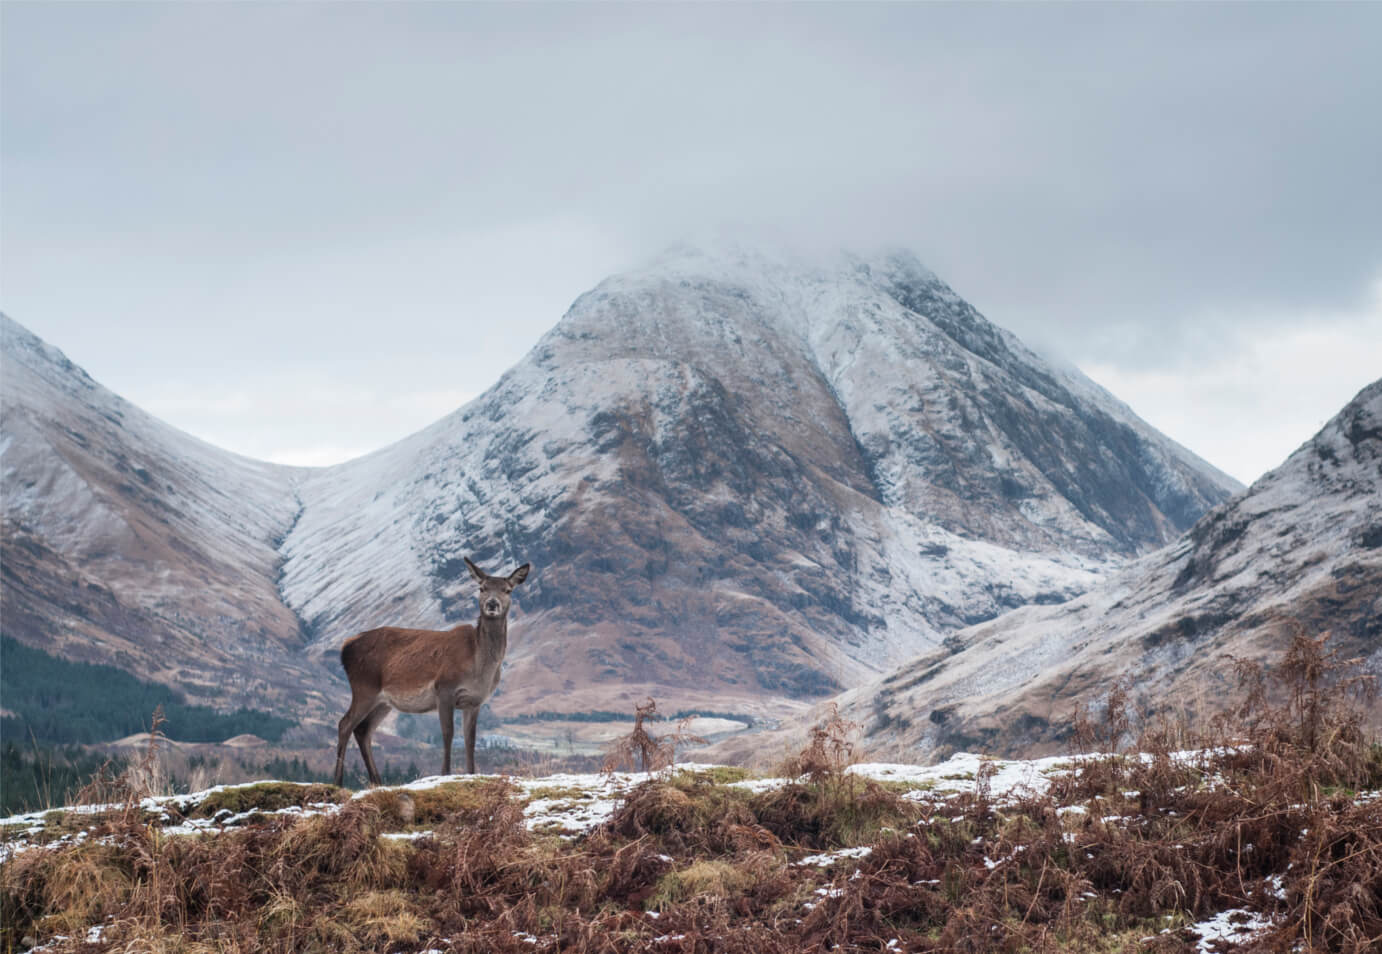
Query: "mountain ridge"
0 313 329 723
1 245 1242 731
805 377 1382 763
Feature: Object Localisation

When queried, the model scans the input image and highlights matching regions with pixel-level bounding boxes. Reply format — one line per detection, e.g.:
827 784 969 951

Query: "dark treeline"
0 637 294 746
0 741 124 816
246 754 421 789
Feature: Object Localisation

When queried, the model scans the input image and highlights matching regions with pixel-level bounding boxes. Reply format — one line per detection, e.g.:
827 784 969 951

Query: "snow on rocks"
795 845 874 868
1186 907 1276 951
513 771 647 836
845 379 1382 764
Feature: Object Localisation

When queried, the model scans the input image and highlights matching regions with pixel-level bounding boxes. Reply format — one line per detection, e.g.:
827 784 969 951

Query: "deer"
332 557 530 786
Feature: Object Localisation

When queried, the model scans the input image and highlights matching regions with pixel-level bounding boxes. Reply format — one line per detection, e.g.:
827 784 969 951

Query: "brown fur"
341 627 480 699
333 558 530 786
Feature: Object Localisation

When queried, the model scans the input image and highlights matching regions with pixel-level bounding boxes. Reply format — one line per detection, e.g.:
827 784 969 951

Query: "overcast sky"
3 2 1379 485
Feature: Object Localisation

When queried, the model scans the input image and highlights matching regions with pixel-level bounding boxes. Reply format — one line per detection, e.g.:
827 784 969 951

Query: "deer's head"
464 557 531 619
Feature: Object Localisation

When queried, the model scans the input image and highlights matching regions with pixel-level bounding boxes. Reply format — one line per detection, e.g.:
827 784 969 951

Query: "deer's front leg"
438 698 455 776
463 707 479 774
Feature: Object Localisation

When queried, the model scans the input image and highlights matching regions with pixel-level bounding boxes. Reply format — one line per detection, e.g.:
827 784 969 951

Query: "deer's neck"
475 614 508 660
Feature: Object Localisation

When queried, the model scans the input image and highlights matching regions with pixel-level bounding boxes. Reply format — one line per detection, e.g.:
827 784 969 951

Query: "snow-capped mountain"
1 245 1242 726
833 378 1382 761
274 245 1239 717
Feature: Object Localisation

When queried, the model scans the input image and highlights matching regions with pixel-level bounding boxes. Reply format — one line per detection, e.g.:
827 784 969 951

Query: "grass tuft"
647 859 755 910
343 888 430 947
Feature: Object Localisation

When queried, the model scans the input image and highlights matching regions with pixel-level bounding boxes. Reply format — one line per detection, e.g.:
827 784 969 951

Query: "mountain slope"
837 378 1382 761
0 315 329 720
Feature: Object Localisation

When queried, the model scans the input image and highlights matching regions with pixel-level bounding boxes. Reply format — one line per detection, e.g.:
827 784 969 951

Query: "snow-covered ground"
0 749 1277 856
6 751 1371 953
0 754 1042 861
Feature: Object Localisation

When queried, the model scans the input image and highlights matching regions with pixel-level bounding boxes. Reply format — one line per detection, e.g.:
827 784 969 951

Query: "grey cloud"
2 1 1378 446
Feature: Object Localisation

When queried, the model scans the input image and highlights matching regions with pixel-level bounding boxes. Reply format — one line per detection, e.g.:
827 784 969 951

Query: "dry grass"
357 776 513 830
646 859 759 910
342 889 429 948
3 629 1378 953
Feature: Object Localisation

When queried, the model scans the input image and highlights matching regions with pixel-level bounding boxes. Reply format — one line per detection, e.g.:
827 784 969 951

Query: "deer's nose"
484 598 501 612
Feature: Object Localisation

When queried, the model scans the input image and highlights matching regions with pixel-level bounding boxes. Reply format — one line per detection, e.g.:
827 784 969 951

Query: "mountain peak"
624 239 942 293
1 313 101 402
555 240 966 375
4 254 1244 727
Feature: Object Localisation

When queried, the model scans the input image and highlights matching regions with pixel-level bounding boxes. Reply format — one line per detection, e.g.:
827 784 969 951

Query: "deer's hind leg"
353 703 392 786
335 695 378 787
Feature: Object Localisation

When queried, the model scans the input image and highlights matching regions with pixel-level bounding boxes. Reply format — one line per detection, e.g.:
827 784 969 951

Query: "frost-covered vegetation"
2 633 1378 952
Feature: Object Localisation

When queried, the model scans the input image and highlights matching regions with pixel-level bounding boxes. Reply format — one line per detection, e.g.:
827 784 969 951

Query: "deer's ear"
508 563 531 587
463 557 486 583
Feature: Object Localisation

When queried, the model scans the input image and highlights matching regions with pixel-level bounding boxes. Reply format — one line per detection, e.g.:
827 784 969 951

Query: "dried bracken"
2 628 1377 953
601 698 707 775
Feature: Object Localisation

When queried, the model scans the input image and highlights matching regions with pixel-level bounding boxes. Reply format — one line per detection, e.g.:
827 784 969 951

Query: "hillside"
829 378 1382 762
0 316 326 720
4 665 1379 954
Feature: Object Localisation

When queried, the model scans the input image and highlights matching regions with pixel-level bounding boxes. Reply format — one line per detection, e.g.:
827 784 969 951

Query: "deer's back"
340 624 478 691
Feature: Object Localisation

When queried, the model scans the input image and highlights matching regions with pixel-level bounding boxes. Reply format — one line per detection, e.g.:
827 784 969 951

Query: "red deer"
333 557 530 786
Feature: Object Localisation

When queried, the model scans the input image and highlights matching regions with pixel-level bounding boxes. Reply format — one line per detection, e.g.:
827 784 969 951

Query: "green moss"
407 779 506 824
525 785 594 802
664 775 760 817
868 777 935 794
749 777 923 850
675 765 759 785
191 782 346 818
